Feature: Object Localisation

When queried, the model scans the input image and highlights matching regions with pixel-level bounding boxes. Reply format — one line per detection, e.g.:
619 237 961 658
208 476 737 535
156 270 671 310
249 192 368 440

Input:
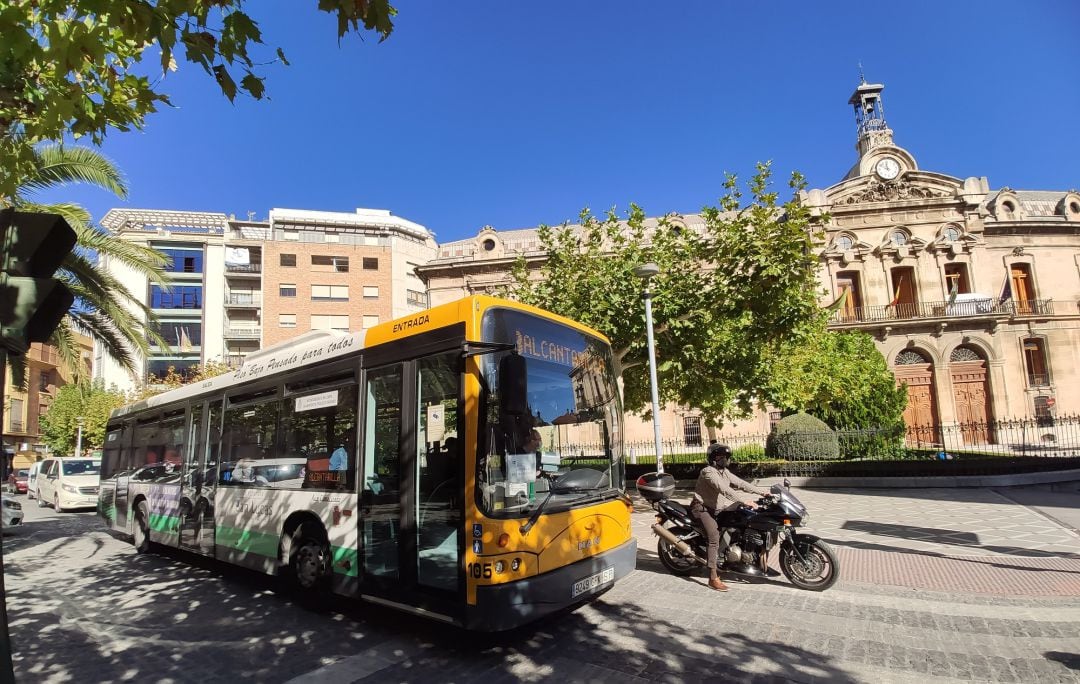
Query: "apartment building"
2 338 93 470
94 207 436 391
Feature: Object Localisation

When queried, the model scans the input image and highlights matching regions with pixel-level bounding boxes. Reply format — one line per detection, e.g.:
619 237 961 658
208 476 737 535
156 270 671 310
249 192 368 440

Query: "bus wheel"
286 523 330 594
133 500 152 554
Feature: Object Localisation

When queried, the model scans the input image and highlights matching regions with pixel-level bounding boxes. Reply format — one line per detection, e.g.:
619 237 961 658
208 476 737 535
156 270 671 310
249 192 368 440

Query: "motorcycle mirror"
783 478 791 490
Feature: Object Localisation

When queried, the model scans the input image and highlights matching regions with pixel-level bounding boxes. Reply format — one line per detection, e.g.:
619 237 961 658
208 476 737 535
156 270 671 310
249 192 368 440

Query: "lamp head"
633 262 660 280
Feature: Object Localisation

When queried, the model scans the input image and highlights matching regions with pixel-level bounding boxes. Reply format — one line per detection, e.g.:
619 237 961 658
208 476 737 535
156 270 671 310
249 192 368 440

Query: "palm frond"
14 200 92 231
48 318 86 385
19 144 128 199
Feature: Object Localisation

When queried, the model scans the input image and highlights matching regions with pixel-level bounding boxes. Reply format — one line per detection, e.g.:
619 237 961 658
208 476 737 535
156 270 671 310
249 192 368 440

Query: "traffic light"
0 209 76 355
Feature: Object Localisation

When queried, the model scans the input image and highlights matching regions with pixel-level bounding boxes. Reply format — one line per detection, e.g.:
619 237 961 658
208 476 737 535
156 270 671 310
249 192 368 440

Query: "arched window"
895 349 930 365
836 234 854 251
949 346 982 362
942 225 961 242
891 230 908 247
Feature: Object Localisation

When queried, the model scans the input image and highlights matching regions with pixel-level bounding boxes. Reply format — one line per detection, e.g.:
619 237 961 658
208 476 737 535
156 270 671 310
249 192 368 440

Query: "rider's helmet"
706 443 732 469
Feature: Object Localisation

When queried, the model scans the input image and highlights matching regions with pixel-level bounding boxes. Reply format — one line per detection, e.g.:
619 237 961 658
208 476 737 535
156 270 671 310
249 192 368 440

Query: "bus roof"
109 295 611 421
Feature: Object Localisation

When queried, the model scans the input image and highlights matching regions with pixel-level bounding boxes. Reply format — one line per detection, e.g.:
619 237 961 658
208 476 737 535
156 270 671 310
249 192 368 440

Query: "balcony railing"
224 355 247 369
225 293 262 306
1028 373 1051 387
224 327 261 339
9 421 25 433
830 298 1054 324
225 263 262 274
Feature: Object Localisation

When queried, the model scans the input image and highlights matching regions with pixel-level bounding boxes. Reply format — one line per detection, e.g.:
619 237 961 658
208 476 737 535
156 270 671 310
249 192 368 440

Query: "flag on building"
824 288 849 313
224 247 250 265
999 274 1013 303
946 278 959 307
889 275 904 307
179 326 193 352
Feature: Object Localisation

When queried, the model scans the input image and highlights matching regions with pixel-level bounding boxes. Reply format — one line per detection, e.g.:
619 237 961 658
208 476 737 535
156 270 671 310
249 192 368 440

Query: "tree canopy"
39 380 128 455
0 0 397 197
764 327 908 431
506 163 825 426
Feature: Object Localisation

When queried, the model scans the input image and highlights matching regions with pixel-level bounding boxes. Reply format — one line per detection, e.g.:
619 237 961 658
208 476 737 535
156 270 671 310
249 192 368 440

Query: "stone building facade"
418 80 1080 445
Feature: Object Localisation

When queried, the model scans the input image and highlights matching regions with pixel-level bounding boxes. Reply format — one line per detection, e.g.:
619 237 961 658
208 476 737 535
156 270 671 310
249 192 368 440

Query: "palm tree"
2 144 169 381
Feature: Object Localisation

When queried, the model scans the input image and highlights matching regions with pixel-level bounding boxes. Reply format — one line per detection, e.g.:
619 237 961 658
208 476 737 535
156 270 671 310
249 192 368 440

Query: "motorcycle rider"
690 442 771 591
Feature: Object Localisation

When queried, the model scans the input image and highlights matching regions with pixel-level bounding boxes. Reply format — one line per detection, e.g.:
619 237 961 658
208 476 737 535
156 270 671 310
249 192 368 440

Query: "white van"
35 457 101 512
26 461 42 500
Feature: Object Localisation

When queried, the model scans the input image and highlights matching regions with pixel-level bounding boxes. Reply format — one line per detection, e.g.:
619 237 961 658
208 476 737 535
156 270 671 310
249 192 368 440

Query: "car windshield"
478 308 624 518
16 470 27 478
63 460 101 476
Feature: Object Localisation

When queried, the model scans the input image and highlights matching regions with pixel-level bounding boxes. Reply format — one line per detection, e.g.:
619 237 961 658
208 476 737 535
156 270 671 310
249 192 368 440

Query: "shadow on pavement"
1045 651 1080 671
838 520 1080 560
7 515 861 683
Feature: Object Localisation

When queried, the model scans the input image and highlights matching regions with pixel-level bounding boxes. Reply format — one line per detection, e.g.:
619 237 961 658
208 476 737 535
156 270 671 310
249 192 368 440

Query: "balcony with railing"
225 292 262 307
224 263 262 274
224 355 247 369
1028 373 1051 388
224 327 261 339
830 298 1054 325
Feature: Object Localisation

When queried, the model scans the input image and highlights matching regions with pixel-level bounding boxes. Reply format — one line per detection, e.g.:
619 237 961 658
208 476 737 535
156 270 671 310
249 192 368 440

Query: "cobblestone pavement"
3 485 1079 683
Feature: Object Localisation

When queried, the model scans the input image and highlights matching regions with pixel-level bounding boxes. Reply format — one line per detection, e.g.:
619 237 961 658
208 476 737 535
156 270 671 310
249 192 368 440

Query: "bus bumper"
466 538 637 631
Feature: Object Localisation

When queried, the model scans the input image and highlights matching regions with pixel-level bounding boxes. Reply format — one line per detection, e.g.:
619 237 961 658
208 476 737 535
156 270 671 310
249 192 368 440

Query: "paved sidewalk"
5 484 1080 683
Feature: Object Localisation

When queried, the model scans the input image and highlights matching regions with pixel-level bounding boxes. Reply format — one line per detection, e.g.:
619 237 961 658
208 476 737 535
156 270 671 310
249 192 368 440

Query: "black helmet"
707 443 732 467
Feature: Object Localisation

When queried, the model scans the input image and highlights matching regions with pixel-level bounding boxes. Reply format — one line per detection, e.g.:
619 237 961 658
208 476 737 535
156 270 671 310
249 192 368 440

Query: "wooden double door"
951 360 992 445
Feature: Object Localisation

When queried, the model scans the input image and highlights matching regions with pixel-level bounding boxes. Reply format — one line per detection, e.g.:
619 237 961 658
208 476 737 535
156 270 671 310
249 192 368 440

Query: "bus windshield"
479 308 624 517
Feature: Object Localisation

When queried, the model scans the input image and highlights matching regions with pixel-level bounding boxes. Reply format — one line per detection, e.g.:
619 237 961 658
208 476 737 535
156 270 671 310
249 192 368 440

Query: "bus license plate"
571 567 615 598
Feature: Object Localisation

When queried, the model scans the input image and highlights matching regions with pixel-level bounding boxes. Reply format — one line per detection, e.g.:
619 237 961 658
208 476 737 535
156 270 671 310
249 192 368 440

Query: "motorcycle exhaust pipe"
652 523 707 564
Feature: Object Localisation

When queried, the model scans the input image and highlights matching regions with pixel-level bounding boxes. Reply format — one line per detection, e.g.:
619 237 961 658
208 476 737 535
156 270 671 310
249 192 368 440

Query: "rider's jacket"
692 466 769 512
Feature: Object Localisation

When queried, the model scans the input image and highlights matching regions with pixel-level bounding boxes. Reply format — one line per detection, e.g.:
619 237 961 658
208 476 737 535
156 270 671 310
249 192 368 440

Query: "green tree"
128 359 232 401
39 380 128 455
764 327 908 431
506 162 824 426
0 0 397 197
4 144 169 378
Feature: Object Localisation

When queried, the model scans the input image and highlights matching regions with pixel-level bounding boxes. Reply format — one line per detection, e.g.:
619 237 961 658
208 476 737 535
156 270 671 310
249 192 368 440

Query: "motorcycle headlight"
62 483 79 493
800 511 809 525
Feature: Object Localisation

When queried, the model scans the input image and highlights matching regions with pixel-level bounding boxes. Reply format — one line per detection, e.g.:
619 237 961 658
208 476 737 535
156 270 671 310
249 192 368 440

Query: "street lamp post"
75 417 84 458
633 262 664 474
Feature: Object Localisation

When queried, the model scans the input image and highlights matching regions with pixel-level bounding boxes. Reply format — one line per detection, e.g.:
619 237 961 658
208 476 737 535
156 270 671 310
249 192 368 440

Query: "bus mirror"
499 352 528 416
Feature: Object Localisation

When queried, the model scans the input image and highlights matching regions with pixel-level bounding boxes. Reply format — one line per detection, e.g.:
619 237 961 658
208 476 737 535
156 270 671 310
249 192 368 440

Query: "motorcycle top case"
636 472 675 502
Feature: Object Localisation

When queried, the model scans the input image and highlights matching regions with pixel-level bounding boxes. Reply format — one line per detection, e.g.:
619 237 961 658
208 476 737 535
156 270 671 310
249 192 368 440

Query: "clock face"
875 158 900 180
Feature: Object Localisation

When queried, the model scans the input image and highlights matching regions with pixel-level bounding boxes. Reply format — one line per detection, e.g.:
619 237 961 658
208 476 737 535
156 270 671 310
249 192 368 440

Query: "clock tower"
845 76 918 180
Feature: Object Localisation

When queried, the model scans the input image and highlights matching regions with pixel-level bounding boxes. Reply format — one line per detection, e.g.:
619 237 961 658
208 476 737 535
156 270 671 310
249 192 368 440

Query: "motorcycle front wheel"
779 534 839 591
656 536 700 577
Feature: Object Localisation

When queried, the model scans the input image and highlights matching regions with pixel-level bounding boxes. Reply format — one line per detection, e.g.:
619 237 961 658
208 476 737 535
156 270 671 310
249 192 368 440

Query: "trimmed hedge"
732 444 768 462
625 456 1080 482
766 412 839 460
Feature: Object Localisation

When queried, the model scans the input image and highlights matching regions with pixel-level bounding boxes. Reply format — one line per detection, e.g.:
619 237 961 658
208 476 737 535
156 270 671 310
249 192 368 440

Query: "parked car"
1 494 23 530
6 469 29 494
25 462 42 500
36 457 102 512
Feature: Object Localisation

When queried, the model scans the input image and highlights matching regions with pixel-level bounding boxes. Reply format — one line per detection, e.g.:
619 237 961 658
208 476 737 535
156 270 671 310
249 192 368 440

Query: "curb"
643 468 1080 490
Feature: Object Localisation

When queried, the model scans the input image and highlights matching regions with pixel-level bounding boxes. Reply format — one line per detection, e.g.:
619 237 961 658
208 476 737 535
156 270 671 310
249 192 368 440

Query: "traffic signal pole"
0 346 13 681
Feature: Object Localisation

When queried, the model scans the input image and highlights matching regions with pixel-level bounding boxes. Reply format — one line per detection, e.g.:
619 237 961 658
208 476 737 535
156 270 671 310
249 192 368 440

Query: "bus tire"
284 522 331 596
133 499 153 554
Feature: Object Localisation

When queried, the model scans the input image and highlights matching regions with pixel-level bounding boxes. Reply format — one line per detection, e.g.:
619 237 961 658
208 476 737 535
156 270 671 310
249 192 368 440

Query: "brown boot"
708 577 728 592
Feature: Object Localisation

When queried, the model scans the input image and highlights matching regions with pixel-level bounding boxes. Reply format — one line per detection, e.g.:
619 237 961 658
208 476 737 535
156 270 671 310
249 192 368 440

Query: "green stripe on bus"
331 545 359 577
215 524 359 577
149 513 181 534
215 525 281 559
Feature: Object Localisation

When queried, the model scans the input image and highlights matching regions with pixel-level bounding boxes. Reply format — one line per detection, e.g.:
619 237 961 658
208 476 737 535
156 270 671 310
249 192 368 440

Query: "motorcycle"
637 473 839 591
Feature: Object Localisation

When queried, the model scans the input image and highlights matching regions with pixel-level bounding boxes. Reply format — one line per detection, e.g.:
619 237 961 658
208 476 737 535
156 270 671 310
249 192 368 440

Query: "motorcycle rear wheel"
779 535 839 591
657 537 700 577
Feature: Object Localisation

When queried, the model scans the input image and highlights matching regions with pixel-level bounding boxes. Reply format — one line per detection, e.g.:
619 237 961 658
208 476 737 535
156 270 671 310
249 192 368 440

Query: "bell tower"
849 77 894 156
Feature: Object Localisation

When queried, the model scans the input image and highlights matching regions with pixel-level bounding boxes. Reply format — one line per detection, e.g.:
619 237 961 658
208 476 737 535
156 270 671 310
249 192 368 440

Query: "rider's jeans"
690 502 721 570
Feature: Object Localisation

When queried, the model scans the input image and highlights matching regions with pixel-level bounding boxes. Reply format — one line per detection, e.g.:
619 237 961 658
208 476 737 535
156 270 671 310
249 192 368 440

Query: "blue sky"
37 1 1080 243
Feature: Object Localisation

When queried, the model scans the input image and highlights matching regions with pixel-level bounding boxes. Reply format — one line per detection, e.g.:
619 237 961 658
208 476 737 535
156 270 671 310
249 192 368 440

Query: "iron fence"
557 414 1080 467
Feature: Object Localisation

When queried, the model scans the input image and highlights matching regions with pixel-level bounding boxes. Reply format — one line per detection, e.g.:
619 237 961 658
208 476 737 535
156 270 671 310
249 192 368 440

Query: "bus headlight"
495 560 505 574
511 558 521 572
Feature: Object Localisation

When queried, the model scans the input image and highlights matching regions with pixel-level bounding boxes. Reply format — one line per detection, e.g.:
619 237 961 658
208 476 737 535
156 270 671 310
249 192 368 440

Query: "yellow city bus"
97 295 635 630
